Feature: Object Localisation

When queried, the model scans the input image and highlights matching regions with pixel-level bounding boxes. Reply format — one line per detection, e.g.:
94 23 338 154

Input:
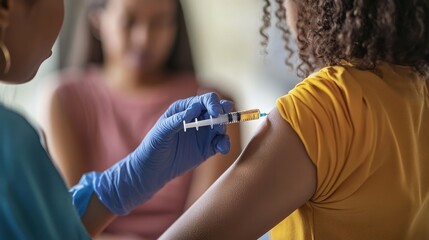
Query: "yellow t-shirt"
271 63 429 240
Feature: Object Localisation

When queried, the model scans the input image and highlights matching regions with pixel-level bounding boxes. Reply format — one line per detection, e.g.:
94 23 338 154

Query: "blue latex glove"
70 93 233 216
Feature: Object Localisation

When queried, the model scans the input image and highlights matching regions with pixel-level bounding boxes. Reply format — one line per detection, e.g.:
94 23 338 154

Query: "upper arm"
45 87 90 187
160 108 316 239
185 90 243 207
185 122 242 208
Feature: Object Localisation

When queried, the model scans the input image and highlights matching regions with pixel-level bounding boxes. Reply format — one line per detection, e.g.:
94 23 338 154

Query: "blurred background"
0 0 299 145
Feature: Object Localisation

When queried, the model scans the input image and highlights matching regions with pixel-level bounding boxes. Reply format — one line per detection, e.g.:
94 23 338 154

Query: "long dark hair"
86 0 194 72
262 0 429 78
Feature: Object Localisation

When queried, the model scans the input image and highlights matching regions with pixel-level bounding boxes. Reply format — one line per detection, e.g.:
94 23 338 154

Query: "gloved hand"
70 92 233 216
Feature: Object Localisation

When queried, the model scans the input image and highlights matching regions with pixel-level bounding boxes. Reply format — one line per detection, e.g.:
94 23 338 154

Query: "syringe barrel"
206 109 261 125
183 109 263 132
230 109 261 123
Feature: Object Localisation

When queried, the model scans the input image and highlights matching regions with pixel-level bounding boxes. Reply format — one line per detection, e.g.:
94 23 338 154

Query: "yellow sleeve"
276 68 361 202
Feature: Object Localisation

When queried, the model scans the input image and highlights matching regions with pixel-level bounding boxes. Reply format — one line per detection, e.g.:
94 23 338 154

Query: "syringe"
183 109 268 132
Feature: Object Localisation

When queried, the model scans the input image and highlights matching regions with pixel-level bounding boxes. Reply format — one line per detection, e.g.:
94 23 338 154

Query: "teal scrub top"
0 105 91 239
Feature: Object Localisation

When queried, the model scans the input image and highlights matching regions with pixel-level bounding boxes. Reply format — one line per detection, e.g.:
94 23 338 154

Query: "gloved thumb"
213 135 231 155
220 100 234 114
198 92 223 117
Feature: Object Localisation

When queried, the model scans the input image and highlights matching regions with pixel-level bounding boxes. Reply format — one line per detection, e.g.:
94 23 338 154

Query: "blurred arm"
160 108 317 239
45 89 91 187
80 194 116 237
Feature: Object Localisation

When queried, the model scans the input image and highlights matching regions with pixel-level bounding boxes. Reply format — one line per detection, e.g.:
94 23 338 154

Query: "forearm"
185 124 242 208
81 194 116 237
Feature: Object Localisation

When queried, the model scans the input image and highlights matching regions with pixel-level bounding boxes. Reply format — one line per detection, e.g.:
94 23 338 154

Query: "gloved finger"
198 100 233 121
160 103 202 134
197 92 223 117
163 96 198 118
220 100 234 114
163 93 222 118
182 102 203 123
212 122 227 135
212 135 231 155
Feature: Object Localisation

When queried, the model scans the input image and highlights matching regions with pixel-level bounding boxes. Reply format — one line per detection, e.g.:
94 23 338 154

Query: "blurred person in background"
43 0 241 239
0 0 233 238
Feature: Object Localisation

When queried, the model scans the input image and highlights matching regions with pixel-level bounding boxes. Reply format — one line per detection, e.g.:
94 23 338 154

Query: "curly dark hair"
262 0 429 78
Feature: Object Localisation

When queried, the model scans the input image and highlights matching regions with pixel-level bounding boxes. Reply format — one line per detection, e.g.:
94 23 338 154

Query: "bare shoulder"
235 107 316 203
161 107 316 239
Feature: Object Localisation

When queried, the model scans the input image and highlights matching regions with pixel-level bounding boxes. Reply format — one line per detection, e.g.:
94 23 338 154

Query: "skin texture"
160 109 316 239
44 0 241 237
